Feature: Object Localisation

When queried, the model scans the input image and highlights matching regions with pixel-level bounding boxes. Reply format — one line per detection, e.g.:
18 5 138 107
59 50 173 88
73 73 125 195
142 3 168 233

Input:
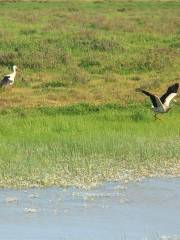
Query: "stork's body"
136 83 179 119
0 65 17 87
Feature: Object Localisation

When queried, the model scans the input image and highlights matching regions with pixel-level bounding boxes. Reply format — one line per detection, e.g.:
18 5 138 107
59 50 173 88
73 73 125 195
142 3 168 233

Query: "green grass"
0 1 179 187
0 104 179 188
0 0 179 107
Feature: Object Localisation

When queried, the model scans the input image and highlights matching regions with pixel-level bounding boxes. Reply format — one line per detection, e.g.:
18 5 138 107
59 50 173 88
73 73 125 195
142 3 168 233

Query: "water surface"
0 178 180 240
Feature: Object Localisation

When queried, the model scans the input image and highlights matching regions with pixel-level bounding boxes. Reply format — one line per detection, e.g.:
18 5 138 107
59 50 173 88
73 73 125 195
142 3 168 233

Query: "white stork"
136 83 179 119
0 65 18 88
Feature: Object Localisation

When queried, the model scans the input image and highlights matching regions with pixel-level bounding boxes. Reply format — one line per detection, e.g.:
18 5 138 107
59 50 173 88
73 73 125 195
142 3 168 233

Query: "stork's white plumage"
0 65 18 87
136 83 179 119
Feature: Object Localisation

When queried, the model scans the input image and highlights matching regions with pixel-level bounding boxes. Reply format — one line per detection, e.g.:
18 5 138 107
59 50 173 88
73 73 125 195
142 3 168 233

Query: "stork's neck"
12 70 16 78
10 68 17 81
13 66 17 73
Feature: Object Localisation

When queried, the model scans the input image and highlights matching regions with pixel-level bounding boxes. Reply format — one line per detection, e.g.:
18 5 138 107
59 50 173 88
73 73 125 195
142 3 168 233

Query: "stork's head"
13 65 18 72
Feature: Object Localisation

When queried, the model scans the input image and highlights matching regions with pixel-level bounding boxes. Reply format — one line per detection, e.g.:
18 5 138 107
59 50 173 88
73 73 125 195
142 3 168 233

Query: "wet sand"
0 178 180 240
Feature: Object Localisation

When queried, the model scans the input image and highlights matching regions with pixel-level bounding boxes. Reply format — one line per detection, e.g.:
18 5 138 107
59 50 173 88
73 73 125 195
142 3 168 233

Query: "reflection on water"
0 178 180 240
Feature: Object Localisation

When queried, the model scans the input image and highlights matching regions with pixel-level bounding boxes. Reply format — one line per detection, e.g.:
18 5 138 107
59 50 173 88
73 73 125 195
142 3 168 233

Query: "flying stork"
0 65 18 88
136 83 179 120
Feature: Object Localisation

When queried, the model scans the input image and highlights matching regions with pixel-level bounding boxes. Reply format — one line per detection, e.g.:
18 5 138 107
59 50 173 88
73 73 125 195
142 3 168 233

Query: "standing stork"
136 83 179 119
0 65 18 88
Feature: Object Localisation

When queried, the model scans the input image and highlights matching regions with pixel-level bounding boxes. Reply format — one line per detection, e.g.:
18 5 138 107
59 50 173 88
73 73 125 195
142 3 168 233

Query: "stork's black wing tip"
172 83 179 92
175 82 179 88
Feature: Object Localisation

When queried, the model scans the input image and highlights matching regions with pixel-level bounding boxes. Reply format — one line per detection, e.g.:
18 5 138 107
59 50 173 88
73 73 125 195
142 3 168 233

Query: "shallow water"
0 178 180 240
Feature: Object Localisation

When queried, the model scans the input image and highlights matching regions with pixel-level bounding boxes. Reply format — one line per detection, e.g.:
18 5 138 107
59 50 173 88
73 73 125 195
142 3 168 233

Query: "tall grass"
0 104 179 187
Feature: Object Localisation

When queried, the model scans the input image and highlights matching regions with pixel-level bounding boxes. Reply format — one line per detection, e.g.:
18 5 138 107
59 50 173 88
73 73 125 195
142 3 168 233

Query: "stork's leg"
154 113 161 121
5 86 12 92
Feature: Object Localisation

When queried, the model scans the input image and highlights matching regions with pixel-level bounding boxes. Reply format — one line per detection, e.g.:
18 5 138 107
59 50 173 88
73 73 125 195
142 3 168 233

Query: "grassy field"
0 104 180 187
0 0 179 107
0 0 179 187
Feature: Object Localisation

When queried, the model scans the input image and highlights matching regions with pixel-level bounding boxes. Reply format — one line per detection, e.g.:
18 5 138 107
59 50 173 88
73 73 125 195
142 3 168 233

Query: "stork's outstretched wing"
160 83 179 107
136 89 158 107
136 88 164 111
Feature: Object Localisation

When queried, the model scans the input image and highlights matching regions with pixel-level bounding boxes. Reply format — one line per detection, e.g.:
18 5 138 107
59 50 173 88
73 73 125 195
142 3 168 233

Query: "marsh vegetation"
0 104 180 187
0 0 179 187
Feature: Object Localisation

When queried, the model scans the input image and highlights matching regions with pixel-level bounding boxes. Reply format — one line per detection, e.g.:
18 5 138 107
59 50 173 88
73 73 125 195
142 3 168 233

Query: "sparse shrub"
130 112 146 122
90 38 120 51
138 48 173 71
117 8 126 12
0 52 18 66
94 17 137 33
104 73 119 82
150 79 162 89
89 15 115 31
15 76 30 87
101 103 125 111
67 7 79 12
42 81 66 88
13 108 27 118
20 29 37 35
93 1 104 4
79 57 102 73
170 40 180 49
79 58 101 69
72 32 121 52
14 13 38 24
22 54 44 69
39 103 100 116
116 47 175 73
136 78 162 90
20 44 71 70
61 103 100 115
130 76 141 81
63 66 90 85
0 30 6 38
